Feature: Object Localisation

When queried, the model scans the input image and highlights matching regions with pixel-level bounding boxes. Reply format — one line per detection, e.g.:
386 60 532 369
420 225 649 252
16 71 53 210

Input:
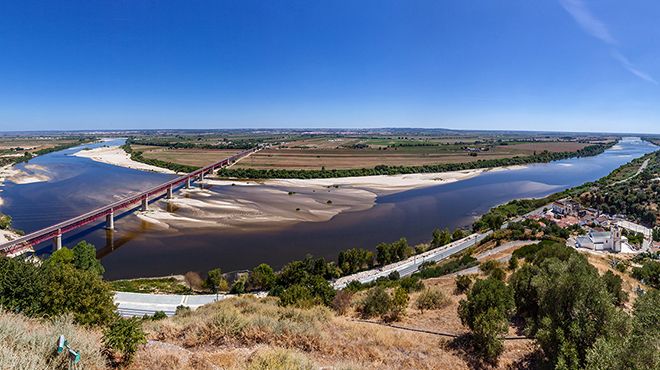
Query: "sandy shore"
72 146 176 174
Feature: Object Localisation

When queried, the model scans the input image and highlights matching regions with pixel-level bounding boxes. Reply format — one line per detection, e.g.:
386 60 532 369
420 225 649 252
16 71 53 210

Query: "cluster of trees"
376 238 412 265
217 143 612 179
337 248 374 274
459 240 658 369
1 137 96 167
0 241 114 325
270 256 337 307
127 137 260 150
121 143 199 173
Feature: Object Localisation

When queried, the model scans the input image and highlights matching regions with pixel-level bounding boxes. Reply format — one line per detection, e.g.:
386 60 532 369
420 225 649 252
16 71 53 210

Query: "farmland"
0 136 93 166
234 140 592 170
124 131 605 172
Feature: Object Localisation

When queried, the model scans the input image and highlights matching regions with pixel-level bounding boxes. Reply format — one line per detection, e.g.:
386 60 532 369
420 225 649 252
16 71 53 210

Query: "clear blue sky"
1 0 659 133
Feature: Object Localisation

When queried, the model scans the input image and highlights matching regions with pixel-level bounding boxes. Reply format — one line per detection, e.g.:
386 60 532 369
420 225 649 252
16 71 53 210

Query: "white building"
576 227 623 252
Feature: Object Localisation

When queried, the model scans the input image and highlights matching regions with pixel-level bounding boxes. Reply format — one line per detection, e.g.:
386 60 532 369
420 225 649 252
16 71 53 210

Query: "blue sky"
0 0 659 133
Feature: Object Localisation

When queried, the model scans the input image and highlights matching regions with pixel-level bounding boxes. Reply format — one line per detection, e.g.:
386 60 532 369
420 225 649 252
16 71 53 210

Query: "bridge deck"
0 146 259 255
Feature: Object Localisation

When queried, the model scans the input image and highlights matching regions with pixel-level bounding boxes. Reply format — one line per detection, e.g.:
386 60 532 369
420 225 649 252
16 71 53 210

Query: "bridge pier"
52 229 62 252
199 172 205 188
105 211 114 230
167 185 173 199
186 177 191 189
141 196 148 211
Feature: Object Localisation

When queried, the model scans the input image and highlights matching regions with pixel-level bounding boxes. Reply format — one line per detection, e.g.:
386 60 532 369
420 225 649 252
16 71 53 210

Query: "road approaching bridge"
0 146 260 256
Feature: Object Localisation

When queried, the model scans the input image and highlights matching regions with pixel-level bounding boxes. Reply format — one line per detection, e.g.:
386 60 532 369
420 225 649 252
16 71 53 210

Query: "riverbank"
72 145 176 174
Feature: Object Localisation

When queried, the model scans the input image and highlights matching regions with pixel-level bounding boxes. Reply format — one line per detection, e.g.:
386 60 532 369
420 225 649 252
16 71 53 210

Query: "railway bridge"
0 147 259 257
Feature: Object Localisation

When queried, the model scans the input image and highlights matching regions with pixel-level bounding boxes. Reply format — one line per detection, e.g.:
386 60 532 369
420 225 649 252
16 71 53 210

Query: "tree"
508 256 519 271
431 228 452 248
458 277 514 363
72 241 105 276
387 286 409 321
602 271 628 306
41 262 116 326
533 254 617 369
338 248 374 274
47 247 75 267
586 290 660 370
250 263 276 291
205 268 229 296
508 263 541 324
452 228 467 241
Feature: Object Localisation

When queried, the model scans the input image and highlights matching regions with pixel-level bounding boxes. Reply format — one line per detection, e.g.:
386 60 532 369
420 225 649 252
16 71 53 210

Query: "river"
0 137 656 279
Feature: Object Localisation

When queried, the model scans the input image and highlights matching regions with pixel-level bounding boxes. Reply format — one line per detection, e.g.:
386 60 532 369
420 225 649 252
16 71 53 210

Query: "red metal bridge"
0 147 259 257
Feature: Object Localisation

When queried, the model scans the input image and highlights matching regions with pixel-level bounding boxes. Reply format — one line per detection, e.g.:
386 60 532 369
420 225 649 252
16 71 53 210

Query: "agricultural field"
123 130 611 171
0 136 91 166
233 139 592 170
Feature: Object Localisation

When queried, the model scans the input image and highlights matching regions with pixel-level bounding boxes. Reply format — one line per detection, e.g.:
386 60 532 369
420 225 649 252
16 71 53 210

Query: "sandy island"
73 144 525 231
72 146 176 174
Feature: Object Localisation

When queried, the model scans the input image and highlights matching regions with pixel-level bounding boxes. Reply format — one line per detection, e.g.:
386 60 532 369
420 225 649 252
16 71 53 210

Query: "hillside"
129 275 535 370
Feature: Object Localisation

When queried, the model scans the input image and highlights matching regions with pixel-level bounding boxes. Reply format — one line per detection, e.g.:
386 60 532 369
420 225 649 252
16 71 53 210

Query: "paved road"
451 240 539 276
613 158 650 185
114 291 268 317
114 292 221 317
332 232 491 289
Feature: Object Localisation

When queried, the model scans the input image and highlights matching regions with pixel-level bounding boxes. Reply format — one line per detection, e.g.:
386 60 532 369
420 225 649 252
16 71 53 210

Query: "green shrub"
359 286 390 319
415 288 450 313
102 318 146 366
455 275 473 294
386 287 409 322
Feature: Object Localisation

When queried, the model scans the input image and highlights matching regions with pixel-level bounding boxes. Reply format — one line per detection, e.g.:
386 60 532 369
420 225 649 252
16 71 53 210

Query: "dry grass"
143 296 332 351
134 279 536 370
0 311 107 370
